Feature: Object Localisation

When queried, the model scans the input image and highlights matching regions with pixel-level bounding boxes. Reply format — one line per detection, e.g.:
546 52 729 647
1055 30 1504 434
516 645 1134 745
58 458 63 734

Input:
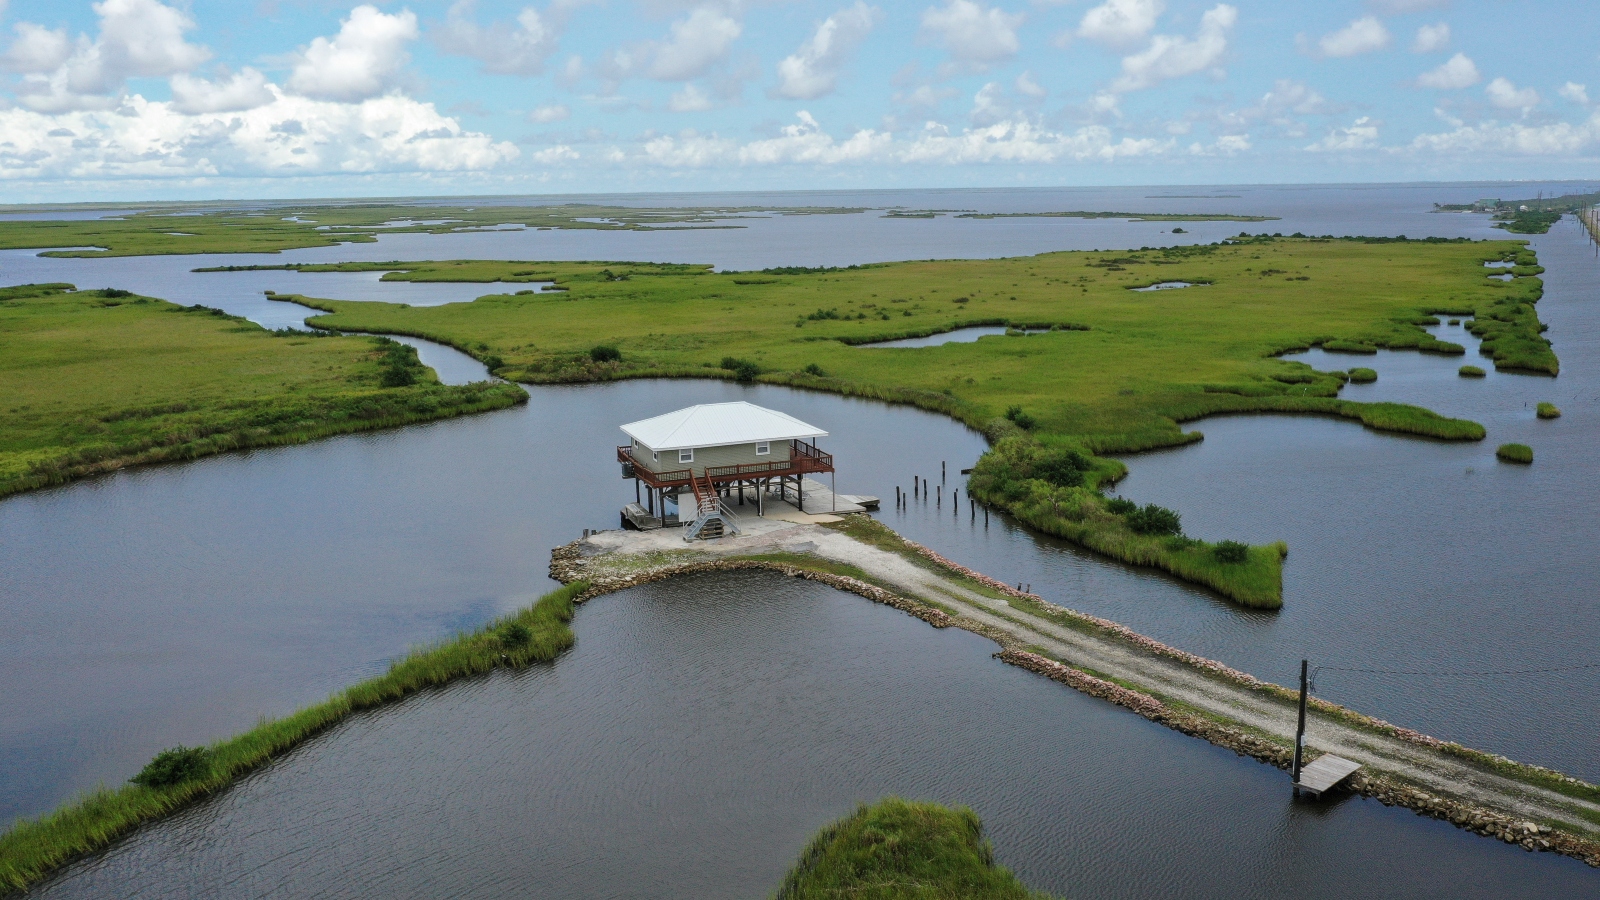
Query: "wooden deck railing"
618 439 833 489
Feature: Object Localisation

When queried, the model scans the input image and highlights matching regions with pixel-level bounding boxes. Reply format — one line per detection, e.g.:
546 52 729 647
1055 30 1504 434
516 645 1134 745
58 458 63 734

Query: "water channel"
3 184 1598 895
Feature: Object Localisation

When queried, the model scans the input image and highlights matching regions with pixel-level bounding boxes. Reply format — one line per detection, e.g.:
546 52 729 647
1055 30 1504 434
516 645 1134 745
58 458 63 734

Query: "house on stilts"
617 401 873 540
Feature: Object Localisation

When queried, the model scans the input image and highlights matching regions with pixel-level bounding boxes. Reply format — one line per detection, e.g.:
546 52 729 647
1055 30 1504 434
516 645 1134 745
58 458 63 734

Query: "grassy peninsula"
0 582 587 894
0 203 870 258
775 798 1050 900
265 236 1545 607
0 284 526 499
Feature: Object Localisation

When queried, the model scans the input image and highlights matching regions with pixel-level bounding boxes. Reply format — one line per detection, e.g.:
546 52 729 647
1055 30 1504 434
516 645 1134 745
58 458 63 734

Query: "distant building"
1473 199 1501 211
617 401 836 537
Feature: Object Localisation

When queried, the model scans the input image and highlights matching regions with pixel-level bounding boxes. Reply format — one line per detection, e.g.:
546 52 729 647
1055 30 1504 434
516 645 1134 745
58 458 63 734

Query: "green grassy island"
775 798 1051 900
1497 443 1534 464
0 283 526 499
268 235 1551 607
1537 402 1562 419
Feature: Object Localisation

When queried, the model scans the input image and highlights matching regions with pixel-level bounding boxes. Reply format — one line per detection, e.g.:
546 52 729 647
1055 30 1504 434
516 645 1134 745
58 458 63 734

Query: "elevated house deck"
616 402 851 538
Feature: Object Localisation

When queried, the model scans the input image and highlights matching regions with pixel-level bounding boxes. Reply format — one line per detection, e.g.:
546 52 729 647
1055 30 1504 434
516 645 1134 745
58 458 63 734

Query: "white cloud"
434 1 560 76
2 22 73 74
1077 0 1162 49
1409 112 1600 157
288 5 418 102
1218 78 1331 135
4 0 211 112
169 67 273 114
1189 133 1250 155
1316 16 1389 58
893 83 958 109
97 0 208 74
1485 77 1539 114
1411 22 1448 53
1417 52 1478 89
530 145 579 164
668 83 712 111
527 103 570 122
1111 3 1234 93
0 90 517 179
774 2 878 100
626 110 1171 168
1253 79 1329 116
920 0 1022 66
739 111 890 164
970 81 1008 126
1015 71 1045 98
1306 116 1377 151
648 7 741 81
1559 82 1589 106
902 118 1168 163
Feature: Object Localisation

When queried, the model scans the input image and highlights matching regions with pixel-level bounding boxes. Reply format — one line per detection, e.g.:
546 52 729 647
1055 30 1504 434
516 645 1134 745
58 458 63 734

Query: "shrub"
1348 367 1378 383
131 746 209 788
481 354 504 371
1003 406 1036 429
803 363 826 376
590 345 621 363
1214 540 1249 564
99 288 133 298
1496 443 1533 464
1459 365 1486 377
500 622 532 648
379 365 416 387
1104 496 1137 515
1126 503 1182 536
1033 449 1089 488
1536 402 1561 419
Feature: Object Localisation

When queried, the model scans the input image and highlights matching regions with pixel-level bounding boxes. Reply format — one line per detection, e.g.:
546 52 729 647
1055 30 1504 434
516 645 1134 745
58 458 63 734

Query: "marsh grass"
773 798 1051 900
1537 402 1561 419
0 285 526 500
1347 367 1378 383
1459 365 1486 377
1496 443 1534 464
0 582 587 894
967 439 1285 608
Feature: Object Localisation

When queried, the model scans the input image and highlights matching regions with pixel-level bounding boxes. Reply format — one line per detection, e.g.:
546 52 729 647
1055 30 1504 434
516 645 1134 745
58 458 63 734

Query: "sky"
0 0 1595 201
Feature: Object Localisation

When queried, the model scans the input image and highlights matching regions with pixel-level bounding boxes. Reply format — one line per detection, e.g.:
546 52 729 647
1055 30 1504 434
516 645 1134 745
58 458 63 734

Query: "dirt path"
564 519 1600 864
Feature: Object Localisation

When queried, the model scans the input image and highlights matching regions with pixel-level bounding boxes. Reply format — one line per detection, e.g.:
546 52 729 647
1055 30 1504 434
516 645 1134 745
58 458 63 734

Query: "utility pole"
1292 658 1309 791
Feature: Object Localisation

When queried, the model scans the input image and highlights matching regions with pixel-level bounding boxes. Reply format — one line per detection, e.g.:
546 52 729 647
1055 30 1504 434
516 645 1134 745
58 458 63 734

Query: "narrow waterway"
29 573 1600 900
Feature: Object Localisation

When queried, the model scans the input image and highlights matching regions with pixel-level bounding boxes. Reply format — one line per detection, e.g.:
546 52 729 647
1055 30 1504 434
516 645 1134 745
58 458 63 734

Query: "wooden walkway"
1297 754 1362 796
792 478 868 515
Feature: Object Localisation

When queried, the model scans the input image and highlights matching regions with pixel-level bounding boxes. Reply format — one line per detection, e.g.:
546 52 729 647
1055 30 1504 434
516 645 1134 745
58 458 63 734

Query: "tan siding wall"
629 439 791 475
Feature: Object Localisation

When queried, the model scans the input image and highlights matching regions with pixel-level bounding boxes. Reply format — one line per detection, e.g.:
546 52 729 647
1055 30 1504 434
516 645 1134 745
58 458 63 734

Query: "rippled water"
30 574 1600 900
3 184 1599 894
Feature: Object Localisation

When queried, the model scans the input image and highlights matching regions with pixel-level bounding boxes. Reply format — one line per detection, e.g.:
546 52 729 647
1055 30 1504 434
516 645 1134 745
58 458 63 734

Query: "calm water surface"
30 574 1600 900
3 184 1598 895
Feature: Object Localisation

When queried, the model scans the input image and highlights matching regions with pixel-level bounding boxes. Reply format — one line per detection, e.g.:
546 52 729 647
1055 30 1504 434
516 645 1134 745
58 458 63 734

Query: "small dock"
1296 754 1362 797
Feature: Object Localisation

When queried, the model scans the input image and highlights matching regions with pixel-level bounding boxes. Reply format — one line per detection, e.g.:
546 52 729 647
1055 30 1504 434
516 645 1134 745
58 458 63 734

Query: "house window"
679 448 694 464
756 442 770 456
652 450 659 462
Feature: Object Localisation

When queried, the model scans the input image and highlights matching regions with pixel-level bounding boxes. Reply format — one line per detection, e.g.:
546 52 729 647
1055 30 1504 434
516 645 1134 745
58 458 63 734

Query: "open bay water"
3 183 1599 895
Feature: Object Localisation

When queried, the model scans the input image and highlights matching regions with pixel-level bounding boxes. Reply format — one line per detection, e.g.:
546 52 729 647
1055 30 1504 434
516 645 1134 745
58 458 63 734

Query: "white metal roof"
621 401 827 451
